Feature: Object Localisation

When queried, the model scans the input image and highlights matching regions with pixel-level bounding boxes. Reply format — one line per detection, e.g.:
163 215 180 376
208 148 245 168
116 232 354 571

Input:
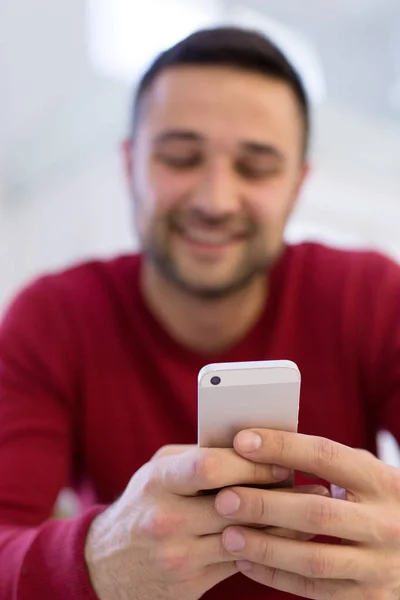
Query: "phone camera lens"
210 376 221 386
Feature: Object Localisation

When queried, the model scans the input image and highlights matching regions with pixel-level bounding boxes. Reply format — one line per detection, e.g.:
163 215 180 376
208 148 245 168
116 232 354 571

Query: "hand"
217 428 400 599
153 444 329 542
84 444 292 600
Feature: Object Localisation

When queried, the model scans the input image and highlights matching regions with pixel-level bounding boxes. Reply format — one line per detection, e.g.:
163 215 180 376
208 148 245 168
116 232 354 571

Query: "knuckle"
134 462 162 498
301 576 319 598
268 567 279 586
154 544 191 575
304 497 335 529
258 535 274 564
151 445 169 460
138 508 177 541
249 491 269 523
141 473 160 497
307 548 333 578
152 444 192 460
313 437 340 468
194 450 221 488
273 431 288 458
252 461 274 484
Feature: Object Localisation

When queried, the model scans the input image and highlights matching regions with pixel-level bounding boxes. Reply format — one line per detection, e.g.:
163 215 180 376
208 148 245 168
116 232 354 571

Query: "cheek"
147 164 196 213
134 168 173 221
249 181 292 224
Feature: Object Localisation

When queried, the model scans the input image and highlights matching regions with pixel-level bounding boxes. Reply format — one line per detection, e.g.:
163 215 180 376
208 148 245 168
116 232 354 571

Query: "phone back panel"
199 381 299 447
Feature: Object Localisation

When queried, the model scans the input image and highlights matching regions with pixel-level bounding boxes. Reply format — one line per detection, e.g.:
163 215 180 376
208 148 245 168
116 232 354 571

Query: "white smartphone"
198 360 301 486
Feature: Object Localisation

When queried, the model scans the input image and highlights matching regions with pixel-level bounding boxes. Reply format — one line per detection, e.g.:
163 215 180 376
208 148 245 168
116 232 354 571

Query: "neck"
140 262 268 354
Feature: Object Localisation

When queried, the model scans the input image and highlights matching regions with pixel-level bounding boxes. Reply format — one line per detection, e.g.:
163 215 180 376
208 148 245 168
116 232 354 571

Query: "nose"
190 158 241 217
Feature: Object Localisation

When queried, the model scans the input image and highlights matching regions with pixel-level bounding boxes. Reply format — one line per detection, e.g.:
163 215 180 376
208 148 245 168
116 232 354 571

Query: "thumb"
151 444 195 461
330 448 374 500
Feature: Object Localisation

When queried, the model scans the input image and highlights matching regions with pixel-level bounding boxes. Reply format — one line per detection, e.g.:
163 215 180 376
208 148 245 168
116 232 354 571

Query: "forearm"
0 506 105 600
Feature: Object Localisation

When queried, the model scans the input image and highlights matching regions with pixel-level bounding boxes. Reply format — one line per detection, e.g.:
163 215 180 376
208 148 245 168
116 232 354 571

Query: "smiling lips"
173 223 249 256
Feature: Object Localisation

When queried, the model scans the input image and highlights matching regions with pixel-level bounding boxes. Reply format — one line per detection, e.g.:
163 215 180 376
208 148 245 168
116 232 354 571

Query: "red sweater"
1 242 400 600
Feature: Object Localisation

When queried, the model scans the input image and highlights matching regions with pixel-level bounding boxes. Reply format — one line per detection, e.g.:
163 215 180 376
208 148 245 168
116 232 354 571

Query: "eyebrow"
153 130 204 144
241 142 283 160
153 129 284 160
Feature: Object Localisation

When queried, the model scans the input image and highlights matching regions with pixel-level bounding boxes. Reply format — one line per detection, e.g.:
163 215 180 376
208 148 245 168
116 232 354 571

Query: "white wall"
0 146 133 310
1 0 399 311
1 117 399 312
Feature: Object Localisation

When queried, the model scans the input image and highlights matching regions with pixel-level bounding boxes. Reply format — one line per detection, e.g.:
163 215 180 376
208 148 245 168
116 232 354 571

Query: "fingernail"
224 529 245 552
272 465 291 480
236 431 262 453
217 490 241 515
237 560 253 572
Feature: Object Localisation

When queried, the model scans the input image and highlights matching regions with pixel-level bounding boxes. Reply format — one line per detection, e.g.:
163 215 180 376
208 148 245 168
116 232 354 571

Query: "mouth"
173 225 248 256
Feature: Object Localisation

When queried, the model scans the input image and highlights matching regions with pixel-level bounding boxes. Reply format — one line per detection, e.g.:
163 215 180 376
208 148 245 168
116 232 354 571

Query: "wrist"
84 508 121 600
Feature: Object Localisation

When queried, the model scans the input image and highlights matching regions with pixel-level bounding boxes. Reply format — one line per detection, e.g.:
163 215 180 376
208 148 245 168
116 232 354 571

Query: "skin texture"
123 65 309 353
216 429 400 599
85 444 327 600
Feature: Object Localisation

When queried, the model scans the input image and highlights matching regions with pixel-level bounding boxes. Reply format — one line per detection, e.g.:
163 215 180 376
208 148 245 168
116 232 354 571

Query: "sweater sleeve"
0 277 102 599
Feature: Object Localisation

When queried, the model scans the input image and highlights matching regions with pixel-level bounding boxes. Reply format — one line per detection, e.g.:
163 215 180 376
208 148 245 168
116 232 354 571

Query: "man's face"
126 66 309 299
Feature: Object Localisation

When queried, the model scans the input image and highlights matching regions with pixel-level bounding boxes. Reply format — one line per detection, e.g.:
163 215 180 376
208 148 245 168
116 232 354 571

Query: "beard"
139 208 280 301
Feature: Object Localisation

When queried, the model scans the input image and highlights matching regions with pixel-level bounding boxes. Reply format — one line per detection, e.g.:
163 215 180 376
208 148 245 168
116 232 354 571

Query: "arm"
0 277 101 599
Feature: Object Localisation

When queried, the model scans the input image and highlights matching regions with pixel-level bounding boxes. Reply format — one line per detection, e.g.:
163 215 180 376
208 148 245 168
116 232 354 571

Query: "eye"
156 153 203 170
236 160 280 180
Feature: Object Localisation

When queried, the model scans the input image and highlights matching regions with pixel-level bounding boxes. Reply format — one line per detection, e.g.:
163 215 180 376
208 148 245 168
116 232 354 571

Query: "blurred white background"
1 0 400 309
1 0 400 462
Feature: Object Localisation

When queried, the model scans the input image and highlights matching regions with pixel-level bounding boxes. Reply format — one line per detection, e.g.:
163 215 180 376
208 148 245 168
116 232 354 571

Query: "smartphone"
198 360 301 487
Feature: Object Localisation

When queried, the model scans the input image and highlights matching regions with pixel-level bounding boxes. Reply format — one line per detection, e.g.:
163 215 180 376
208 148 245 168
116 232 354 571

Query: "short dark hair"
132 26 310 155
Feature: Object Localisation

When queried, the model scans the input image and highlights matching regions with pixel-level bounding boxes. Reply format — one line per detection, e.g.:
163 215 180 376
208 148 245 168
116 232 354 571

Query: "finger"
184 488 327 538
193 533 234 566
236 563 361 599
164 486 329 539
216 487 388 543
221 528 383 582
234 429 386 496
159 446 290 496
168 540 237 599
355 448 375 457
178 494 232 536
151 534 235 582
329 452 378 503
216 485 329 541
265 484 330 542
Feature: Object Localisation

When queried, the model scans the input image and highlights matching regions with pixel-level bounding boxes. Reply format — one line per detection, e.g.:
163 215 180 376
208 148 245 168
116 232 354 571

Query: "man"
0 26 400 600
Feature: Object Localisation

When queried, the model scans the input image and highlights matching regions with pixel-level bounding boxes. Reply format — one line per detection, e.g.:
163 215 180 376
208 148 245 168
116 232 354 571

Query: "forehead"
138 66 303 150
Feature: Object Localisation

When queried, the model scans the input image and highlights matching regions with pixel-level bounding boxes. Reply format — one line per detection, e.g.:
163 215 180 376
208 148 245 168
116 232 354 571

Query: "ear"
297 161 311 194
291 161 311 210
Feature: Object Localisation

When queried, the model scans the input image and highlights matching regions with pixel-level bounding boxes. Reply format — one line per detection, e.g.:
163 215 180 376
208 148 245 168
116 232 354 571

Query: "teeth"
184 230 234 245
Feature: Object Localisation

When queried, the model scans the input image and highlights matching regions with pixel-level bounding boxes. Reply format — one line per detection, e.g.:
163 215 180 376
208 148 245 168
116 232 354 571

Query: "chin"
176 270 264 301
149 246 268 299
